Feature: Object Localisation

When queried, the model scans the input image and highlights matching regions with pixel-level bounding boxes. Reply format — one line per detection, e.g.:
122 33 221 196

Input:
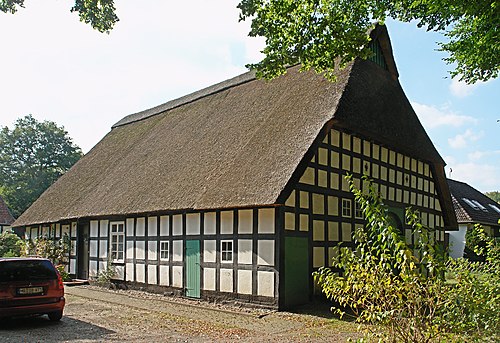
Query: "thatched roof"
14 25 455 229
448 179 500 227
0 195 15 226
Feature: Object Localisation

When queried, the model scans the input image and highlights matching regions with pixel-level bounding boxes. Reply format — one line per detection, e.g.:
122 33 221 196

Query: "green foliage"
0 231 21 257
19 234 71 266
94 260 116 287
0 0 118 33
485 191 500 204
314 176 499 342
0 115 82 218
238 0 499 84
55 264 71 282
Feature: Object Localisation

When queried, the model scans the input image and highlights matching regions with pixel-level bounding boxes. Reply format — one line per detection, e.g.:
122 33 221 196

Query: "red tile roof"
0 196 15 225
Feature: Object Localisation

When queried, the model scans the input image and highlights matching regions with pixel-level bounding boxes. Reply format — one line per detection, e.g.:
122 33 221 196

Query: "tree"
485 191 500 204
0 115 82 218
0 0 118 33
237 0 499 83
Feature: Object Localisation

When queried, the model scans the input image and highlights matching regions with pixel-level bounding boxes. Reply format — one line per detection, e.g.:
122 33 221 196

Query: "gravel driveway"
0 285 360 342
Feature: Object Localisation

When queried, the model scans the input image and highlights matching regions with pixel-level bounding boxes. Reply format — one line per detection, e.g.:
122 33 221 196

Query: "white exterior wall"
448 224 468 259
61 207 278 304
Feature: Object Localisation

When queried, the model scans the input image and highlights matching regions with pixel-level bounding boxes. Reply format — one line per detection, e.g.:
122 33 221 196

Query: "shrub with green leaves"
314 176 499 342
0 231 21 257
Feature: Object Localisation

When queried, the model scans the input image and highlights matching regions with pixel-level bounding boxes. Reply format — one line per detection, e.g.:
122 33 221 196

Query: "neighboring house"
13 25 456 309
0 195 15 234
447 179 500 259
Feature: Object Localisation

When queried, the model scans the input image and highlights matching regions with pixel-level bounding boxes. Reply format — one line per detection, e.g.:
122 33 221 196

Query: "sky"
0 1 499 193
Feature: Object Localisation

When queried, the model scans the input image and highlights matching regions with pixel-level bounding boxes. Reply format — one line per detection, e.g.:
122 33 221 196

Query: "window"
354 202 363 219
221 240 233 263
342 199 352 218
462 198 480 210
160 241 169 260
489 204 500 214
110 222 125 262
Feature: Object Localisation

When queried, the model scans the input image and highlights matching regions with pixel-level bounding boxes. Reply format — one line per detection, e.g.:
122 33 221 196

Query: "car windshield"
0 260 58 282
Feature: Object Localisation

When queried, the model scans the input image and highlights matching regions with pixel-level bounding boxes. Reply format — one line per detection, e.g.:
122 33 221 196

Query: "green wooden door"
185 240 201 298
284 236 309 308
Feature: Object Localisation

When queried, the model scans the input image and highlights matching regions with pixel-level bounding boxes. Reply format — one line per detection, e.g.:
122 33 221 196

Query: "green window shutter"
368 40 388 70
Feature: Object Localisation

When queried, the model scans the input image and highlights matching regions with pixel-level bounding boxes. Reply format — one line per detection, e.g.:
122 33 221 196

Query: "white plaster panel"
313 247 325 268
89 261 98 278
238 210 253 234
285 212 295 231
204 212 216 235
70 259 76 275
204 240 216 263
172 240 183 261
136 241 145 260
258 208 275 234
148 217 157 236
148 265 157 285
126 218 134 236
203 268 216 291
257 271 274 297
100 220 109 237
71 222 77 237
173 215 183 236
285 190 295 207
238 239 253 264
90 221 99 237
99 240 108 259
126 263 134 281
257 240 275 266
220 211 233 234
148 241 157 260
89 241 98 258
159 265 170 286
114 265 125 280
186 213 201 235
126 241 134 260
136 218 145 236
98 262 106 274
62 225 70 237
172 266 183 287
160 216 170 236
220 269 233 293
136 264 145 283
70 240 76 255
238 270 252 295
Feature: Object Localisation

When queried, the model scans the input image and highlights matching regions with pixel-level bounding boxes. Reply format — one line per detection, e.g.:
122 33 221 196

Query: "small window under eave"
368 39 388 70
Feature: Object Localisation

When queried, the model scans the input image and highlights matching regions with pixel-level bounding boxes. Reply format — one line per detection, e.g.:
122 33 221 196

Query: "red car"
0 257 65 321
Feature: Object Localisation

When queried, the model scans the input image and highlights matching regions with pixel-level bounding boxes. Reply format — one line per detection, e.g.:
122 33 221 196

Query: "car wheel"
48 310 63 321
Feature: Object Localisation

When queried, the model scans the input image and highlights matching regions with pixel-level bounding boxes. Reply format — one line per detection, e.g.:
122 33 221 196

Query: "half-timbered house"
13 25 457 309
447 179 500 259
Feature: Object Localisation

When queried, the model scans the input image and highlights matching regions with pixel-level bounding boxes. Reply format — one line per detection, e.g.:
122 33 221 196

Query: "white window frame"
110 221 125 263
160 241 169 260
342 199 352 218
220 240 233 263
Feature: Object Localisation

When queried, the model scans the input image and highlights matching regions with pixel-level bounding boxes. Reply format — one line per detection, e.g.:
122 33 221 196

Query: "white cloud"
448 129 483 149
448 162 499 191
449 77 482 97
411 102 476 129
468 150 500 161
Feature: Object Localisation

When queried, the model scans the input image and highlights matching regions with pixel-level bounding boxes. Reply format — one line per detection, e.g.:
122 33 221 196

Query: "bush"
19 234 70 266
0 231 21 257
314 176 499 342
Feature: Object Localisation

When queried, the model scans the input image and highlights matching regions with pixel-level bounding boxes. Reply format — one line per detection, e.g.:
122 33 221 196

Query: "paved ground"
0 285 360 342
